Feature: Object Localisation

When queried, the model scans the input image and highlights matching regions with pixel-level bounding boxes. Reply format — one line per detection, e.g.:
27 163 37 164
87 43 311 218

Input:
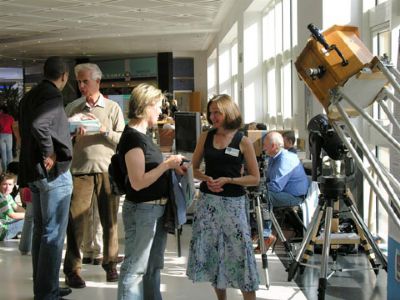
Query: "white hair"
74 63 102 80
268 131 284 148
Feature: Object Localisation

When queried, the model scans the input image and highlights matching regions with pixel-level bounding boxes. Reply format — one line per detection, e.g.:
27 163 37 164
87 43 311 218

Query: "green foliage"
0 85 21 118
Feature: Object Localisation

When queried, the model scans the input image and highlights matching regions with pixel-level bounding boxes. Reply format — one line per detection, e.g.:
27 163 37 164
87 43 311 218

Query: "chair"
300 181 319 228
273 180 319 241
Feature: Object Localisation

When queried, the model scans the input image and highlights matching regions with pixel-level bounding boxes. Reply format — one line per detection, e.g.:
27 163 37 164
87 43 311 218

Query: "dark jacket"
18 80 72 187
164 170 187 234
163 168 197 232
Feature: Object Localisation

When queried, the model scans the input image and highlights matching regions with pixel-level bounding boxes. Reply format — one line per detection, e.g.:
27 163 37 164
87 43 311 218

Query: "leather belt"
143 197 168 205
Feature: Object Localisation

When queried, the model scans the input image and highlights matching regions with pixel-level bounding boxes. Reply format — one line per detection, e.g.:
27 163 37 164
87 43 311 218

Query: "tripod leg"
343 193 388 273
290 206 307 233
318 198 334 300
255 195 270 289
288 196 325 281
270 210 295 262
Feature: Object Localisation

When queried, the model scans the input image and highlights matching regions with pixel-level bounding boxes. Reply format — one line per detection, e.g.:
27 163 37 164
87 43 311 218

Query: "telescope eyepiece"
306 66 326 79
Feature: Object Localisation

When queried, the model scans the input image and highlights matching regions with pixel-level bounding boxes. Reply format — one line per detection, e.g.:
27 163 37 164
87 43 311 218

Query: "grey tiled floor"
0 211 387 300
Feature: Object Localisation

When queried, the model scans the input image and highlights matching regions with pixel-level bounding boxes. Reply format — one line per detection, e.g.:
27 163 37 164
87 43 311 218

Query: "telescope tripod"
248 188 297 288
287 177 387 300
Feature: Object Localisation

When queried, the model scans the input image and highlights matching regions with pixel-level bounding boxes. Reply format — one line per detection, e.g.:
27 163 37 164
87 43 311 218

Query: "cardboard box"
246 130 268 157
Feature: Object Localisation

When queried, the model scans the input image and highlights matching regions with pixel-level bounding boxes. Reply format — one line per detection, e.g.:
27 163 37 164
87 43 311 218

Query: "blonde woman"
117 83 185 300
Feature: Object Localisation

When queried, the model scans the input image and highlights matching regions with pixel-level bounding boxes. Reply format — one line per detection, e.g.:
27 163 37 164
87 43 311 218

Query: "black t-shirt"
200 129 245 197
118 125 169 203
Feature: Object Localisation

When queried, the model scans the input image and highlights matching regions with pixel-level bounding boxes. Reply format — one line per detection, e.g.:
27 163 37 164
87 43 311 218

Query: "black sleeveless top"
200 129 246 197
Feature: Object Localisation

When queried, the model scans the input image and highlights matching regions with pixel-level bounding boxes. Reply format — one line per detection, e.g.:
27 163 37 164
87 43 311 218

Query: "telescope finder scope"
308 23 330 50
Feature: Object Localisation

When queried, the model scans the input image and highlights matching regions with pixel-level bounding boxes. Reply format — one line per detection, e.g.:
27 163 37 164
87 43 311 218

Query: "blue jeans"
29 171 72 300
3 219 24 240
0 133 13 171
262 191 304 238
117 201 167 300
19 202 33 253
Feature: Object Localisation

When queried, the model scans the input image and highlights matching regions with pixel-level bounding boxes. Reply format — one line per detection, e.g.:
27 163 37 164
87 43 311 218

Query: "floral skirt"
186 192 259 291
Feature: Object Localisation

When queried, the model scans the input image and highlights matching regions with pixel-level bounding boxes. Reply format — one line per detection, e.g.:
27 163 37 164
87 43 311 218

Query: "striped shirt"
0 193 17 240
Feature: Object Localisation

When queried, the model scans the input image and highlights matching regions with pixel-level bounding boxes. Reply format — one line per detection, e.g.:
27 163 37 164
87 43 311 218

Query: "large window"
218 39 238 102
243 16 261 122
365 27 392 242
262 0 293 129
216 23 239 103
207 49 218 99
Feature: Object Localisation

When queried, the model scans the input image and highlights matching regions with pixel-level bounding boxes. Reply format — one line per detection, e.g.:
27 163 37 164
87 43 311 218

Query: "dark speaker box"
157 52 173 93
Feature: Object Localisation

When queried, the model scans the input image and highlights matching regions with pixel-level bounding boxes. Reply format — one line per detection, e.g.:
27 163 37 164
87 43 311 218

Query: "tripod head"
308 114 352 181
320 176 346 201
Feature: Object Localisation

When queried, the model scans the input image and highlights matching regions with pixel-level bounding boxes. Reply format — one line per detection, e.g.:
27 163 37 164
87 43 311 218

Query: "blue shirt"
266 149 309 196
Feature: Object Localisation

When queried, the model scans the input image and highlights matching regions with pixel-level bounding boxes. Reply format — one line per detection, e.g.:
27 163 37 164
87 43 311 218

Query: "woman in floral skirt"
187 94 260 300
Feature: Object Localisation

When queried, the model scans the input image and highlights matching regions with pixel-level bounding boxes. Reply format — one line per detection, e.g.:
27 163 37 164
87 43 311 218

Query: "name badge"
225 147 240 157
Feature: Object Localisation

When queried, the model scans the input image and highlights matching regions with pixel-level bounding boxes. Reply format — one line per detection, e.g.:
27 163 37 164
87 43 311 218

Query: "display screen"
174 112 201 153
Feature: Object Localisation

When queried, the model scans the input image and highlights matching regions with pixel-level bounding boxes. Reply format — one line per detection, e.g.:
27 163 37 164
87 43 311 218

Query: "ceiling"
0 0 235 67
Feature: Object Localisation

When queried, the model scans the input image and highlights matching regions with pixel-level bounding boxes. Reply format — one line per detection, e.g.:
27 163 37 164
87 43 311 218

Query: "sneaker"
254 234 277 254
105 263 119 282
65 272 86 289
82 257 93 264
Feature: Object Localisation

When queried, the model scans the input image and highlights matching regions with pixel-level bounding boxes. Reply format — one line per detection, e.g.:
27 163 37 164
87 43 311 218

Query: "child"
0 172 25 241
6 161 34 254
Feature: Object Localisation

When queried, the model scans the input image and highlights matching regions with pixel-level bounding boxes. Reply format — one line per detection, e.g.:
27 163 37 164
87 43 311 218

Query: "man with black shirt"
19 56 73 300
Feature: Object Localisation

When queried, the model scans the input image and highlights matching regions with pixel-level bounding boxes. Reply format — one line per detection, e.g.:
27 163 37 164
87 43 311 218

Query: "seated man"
282 130 297 153
256 131 309 252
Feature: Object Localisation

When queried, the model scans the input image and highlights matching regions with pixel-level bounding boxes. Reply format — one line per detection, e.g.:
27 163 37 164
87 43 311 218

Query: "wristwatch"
103 130 110 137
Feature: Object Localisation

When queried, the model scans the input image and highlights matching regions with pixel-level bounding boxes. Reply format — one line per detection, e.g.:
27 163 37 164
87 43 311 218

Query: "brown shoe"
101 255 124 266
254 235 277 254
82 257 93 264
264 234 277 249
106 264 119 282
65 272 86 289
